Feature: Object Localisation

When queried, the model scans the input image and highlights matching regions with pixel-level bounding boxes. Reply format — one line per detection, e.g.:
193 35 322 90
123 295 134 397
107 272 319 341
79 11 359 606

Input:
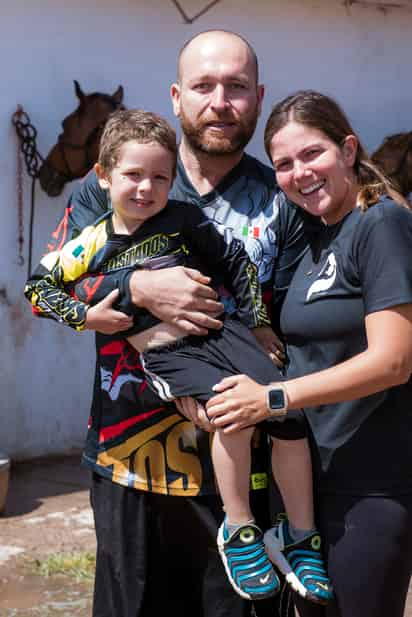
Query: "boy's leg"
212 425 280 601
211 427 255 524
263 433 332 606
271 436 314 531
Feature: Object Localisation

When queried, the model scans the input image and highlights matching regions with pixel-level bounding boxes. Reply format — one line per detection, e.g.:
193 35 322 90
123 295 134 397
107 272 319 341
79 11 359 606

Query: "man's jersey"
34 154 308 496
25 201 270 333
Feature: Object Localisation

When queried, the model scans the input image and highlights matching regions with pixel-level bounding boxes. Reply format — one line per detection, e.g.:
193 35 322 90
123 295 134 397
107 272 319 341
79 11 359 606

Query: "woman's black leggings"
294 494 412 617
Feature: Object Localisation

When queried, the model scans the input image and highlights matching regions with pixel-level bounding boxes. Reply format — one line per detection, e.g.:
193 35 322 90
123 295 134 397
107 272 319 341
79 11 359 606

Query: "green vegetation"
31 551 96 582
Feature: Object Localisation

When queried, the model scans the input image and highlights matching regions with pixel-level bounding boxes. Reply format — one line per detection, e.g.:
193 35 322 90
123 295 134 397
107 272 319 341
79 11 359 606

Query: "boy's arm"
182 205 271 329
25 223 134 333
25 230 95 331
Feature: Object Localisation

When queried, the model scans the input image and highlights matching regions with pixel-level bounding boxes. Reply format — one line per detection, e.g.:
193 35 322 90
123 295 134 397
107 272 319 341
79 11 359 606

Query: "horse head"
39 80 124 197
372 131 412 198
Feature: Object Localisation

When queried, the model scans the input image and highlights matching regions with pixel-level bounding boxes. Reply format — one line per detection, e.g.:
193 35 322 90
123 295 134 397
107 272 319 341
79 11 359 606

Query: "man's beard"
179 108 259 156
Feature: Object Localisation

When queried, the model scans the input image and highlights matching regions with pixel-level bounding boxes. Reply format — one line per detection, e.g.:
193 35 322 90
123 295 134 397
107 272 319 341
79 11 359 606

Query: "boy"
25 109 332 604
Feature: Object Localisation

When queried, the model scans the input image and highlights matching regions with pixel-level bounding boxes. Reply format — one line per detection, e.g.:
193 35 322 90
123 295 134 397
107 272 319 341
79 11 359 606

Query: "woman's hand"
84 289 134 334
175 397 215 432
206 375 269 434
252 326 286 367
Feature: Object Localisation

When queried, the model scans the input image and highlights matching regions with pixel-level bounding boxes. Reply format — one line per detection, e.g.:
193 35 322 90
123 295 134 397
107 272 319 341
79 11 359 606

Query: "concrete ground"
1 456 412 616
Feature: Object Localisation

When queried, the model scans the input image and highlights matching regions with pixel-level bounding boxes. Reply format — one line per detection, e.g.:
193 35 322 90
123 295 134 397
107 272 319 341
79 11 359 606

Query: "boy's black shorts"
141 316 306 440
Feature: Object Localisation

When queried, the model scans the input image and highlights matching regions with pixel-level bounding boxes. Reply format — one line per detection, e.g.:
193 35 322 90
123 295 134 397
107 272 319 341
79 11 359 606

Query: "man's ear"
342 135 358 167
257 84 265 116
170 82 181 118
94 163 110 190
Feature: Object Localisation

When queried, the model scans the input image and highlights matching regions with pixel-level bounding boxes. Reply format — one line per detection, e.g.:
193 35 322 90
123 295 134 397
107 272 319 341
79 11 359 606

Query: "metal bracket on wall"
170 0 222 23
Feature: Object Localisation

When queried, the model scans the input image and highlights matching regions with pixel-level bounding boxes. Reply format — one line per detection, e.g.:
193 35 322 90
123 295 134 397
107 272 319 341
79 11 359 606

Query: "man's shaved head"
177 30 259 84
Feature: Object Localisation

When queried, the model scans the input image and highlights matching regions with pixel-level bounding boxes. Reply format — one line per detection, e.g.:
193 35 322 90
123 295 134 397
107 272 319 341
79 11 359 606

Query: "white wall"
1 0 411 459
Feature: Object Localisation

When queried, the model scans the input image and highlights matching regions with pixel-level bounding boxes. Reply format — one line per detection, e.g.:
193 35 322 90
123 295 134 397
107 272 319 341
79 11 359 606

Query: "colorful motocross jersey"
27 154 309 496
24 200 270 333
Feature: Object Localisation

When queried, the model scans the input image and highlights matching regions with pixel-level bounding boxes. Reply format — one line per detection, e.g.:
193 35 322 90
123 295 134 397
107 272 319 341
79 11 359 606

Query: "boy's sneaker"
217 520 280 600
264 519 333 605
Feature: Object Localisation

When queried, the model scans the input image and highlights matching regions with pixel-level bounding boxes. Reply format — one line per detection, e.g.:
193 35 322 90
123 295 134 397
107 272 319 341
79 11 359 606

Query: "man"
38 30 308 617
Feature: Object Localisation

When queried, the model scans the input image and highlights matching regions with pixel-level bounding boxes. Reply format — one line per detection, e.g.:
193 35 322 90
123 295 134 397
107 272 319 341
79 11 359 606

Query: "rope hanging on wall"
170 0 222 23
11 105 43 277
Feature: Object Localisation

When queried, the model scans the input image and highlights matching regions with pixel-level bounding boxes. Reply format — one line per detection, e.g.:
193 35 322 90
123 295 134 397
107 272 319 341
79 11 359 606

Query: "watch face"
268 389 286 410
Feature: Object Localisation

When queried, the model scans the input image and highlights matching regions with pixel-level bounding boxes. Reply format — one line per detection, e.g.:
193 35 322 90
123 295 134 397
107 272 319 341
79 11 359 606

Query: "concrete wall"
1 0 411 459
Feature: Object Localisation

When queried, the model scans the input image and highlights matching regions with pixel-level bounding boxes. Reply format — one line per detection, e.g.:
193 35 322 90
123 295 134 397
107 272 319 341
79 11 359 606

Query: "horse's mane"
371 130 412 197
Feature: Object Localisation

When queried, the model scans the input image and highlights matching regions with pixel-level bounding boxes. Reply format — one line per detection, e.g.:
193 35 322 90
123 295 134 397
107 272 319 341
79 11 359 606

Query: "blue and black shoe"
217 520 280 600
264 519 333 605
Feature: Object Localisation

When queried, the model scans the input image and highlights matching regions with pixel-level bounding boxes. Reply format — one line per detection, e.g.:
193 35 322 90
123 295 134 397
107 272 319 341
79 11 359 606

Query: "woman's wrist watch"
266 384 289 417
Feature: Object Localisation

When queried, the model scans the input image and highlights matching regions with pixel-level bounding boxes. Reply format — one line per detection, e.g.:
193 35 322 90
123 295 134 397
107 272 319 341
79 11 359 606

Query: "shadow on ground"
3 454 91 518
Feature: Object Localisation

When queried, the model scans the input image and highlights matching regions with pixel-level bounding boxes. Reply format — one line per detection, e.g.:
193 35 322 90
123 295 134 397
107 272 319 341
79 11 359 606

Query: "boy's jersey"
32 154 308 496
25 201 270 333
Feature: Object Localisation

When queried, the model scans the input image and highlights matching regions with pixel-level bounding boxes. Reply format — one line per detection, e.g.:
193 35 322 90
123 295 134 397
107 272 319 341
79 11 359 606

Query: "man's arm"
47 170 109 252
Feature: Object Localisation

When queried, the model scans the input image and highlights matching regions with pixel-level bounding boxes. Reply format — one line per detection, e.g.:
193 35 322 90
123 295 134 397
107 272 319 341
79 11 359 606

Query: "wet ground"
1 456 412 617
0 456 94 616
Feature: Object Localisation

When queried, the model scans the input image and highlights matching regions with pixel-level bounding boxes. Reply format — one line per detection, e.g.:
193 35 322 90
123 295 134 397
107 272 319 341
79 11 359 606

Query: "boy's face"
97 140 174 229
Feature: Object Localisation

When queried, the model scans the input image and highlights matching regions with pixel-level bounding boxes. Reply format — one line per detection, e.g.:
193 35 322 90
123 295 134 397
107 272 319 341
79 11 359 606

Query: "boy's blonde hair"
98 109 177 177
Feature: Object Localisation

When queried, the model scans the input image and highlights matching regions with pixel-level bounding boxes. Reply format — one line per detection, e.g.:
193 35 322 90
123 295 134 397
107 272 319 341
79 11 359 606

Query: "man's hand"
129 266 224 336
85 289 134 334
175 396 215 432
252 326 286 367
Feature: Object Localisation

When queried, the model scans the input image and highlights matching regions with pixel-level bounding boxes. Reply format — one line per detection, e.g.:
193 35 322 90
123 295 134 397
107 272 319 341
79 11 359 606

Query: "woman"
206 90 412 617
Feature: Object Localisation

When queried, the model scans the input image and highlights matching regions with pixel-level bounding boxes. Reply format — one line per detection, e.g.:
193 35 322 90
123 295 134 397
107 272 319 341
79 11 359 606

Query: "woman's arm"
206 304 412 433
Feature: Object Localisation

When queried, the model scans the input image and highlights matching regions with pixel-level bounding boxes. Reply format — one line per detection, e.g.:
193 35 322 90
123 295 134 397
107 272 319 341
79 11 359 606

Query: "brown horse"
372 131 412 199
39 80 124 197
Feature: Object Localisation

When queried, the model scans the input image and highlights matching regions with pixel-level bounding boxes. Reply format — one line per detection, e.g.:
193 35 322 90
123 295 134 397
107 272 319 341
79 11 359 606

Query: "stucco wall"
1 0 411 459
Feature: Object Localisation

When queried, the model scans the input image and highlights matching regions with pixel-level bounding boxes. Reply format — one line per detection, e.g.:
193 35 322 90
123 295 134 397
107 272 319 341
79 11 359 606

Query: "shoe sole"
263 529 330 606
217 525 279 601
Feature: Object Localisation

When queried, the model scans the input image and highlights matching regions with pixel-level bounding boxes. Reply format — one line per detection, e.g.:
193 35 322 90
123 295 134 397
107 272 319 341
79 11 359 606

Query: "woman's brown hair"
264 90 410 210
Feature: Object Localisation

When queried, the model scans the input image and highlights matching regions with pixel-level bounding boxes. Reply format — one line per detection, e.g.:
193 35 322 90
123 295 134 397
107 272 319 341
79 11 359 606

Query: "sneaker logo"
259 574 271 584
240 528 256 544
311 535 321 550
317 582 329 591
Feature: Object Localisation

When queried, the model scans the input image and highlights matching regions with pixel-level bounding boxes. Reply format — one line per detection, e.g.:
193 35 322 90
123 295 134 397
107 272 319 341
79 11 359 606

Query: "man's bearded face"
179 103 259 156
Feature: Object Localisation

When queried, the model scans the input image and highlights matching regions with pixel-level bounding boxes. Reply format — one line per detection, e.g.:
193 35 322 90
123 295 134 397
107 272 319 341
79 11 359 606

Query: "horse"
39 80 124 197
371 130 412 199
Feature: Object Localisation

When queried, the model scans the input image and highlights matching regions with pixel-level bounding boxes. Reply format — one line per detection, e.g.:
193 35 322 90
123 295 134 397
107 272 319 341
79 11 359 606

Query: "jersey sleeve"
24 224 105 331
181 203 271 328
352 201 412 314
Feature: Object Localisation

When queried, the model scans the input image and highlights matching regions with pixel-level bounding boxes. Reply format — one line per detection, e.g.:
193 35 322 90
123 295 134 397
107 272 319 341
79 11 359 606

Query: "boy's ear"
94 163 110 190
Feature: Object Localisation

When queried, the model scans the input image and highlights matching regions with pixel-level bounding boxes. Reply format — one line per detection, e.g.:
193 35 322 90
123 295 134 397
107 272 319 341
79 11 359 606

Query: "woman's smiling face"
270 121 358 225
